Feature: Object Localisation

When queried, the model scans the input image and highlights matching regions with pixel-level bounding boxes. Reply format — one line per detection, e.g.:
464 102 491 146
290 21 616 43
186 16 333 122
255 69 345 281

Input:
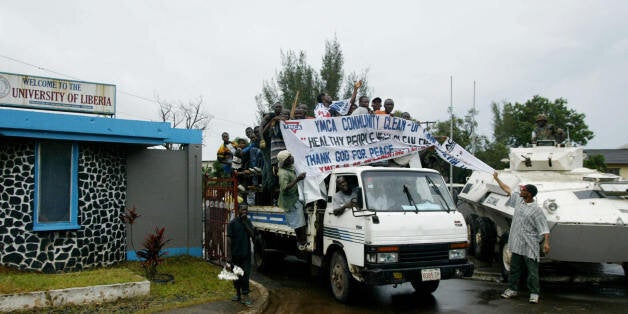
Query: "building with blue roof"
0 107 203 272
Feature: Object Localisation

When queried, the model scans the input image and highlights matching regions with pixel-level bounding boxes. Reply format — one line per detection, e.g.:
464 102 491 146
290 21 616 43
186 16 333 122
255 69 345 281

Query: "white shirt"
351 107 370 116
314 103 331 119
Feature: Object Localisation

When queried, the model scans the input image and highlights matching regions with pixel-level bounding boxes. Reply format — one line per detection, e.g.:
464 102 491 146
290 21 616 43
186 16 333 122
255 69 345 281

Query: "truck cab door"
325 174 360 235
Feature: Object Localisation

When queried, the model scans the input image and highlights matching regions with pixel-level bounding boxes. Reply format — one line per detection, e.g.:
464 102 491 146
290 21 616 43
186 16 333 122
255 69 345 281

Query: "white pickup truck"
248 166 474 302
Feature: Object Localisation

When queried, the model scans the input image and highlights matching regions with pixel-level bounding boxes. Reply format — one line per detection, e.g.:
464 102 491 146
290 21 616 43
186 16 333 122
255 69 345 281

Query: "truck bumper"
361 261 474 285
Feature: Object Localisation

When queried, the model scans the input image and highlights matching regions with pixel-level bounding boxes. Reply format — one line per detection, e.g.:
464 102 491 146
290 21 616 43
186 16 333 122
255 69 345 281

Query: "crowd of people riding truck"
216 80 418 207
219 85 571 305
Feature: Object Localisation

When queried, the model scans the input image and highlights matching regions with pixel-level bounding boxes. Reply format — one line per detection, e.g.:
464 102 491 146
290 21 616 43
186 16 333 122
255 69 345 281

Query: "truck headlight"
366 252 398 263
543 199 558 212
449 249 466 260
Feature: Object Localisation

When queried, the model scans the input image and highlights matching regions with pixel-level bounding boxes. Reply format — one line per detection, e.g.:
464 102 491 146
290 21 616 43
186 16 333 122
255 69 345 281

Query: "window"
607 168 620 176
34 142 79 231
573 190 602 200
362 171 455 211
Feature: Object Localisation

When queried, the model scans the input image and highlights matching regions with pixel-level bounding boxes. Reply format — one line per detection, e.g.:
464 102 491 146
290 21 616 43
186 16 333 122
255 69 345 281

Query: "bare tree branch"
156 95 212 150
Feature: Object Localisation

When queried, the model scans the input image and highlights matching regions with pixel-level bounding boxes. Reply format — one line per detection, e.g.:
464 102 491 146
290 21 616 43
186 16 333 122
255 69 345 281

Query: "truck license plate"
392 272 403 280
421 268 441 281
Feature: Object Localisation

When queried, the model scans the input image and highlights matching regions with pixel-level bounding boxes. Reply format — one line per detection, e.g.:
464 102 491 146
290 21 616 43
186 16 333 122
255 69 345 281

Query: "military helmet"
535 114 548 122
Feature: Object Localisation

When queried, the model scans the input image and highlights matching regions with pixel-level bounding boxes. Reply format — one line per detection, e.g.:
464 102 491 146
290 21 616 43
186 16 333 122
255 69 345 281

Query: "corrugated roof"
584 149 628 164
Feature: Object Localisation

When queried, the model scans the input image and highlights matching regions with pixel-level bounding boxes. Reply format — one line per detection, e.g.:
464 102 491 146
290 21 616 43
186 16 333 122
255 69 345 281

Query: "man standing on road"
493 172 550 304
227 204 257 306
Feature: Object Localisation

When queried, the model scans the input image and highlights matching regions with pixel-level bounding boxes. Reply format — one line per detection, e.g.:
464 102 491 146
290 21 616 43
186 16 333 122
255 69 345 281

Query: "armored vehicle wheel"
329 251 352 302
499 233 511 282
473 217 497 262
411 280 440 294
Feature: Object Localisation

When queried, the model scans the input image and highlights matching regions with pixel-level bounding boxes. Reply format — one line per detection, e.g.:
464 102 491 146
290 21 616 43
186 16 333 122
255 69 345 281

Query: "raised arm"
349 80 363 105
493 172 512 195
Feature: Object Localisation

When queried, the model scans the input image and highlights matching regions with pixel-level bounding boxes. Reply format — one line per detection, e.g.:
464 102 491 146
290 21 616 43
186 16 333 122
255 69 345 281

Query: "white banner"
281 114 436 176
436 138 495 173
0 71 116 115
280 115 494 176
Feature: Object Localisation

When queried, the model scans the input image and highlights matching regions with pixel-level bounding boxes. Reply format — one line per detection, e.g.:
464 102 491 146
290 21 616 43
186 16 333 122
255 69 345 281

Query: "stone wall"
0 139 127 272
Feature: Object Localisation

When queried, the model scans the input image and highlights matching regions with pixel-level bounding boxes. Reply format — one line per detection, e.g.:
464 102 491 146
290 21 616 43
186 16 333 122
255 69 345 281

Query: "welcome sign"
281 114 494 176
0 71 116 115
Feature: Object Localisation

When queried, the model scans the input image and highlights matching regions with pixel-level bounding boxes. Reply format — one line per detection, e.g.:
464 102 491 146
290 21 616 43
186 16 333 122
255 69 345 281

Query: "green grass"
0 255 234 313
0 266 143 294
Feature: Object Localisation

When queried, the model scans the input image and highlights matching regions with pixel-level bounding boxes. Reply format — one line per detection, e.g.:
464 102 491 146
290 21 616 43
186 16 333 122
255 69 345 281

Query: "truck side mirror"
354 188 363 209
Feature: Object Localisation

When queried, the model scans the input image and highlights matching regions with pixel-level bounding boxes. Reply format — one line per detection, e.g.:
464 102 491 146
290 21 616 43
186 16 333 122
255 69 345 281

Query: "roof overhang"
0 108 202 146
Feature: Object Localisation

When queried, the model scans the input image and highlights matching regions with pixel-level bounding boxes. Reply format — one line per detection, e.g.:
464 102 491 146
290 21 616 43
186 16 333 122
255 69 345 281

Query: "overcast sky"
2 0 627 160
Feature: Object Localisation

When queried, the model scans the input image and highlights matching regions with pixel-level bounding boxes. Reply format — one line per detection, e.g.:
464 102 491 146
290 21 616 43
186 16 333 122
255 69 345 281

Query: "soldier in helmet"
531 114 556 144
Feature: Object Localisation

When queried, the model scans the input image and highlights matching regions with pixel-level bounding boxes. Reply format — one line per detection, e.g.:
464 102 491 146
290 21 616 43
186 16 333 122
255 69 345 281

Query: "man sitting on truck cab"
332 176 358 216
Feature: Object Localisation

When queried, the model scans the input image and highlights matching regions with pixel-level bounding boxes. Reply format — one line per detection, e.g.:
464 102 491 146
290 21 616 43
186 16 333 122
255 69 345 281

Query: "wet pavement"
253 256 627 314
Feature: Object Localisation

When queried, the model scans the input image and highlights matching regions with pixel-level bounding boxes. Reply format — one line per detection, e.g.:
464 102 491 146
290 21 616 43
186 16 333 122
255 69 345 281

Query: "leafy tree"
584 154 608 173
320 36 344 100
492 95 594 147
277 50 321 112
255 50 321 122
254 80 280 122
475 141 509 170
256 37 371 122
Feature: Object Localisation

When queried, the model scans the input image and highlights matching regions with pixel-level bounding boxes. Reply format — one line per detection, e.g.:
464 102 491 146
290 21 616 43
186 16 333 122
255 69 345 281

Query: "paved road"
253 256 627 314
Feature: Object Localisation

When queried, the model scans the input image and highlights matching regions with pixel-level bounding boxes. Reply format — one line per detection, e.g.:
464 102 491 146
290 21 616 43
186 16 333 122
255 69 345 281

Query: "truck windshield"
362 170 456 212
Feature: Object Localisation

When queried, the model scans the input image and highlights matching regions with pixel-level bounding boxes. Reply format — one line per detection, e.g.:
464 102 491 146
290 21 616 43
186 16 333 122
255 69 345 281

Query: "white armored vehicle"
457 140 628 280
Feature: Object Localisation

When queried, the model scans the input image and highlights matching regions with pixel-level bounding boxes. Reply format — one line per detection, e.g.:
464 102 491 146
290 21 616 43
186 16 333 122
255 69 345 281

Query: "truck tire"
253 235 268 271
411 280 440 294
499 233 511 282
465 214 479 255
474 217 497 262
329 251 352 303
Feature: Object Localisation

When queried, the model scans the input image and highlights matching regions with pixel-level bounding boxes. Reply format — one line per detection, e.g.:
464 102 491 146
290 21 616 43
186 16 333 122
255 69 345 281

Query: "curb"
239 280 269 314
0 280 150 312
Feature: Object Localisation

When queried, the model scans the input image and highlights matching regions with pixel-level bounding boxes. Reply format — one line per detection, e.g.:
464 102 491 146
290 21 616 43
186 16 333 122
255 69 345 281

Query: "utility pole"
468 81 478 154
449 76 453 195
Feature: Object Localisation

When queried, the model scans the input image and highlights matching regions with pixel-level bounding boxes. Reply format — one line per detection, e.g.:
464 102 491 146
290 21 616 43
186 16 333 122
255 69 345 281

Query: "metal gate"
203 176 238 263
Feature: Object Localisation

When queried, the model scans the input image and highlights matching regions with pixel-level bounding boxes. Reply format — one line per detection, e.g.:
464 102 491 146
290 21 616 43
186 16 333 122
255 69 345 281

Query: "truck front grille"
398 243 450 266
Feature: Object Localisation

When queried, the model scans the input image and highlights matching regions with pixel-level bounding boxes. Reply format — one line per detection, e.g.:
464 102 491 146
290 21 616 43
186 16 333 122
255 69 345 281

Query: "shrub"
136 226 171 280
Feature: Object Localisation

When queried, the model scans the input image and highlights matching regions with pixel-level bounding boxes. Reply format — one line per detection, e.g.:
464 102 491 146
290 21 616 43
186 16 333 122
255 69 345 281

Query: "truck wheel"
411 280 440 294
253 235 268 271
466 214 479 255
474 217 497 262
329 251 352 302
499 233 511 282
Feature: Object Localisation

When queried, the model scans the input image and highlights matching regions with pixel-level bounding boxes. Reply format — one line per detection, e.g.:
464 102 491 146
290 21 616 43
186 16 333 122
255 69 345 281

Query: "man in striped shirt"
493 172 550 304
